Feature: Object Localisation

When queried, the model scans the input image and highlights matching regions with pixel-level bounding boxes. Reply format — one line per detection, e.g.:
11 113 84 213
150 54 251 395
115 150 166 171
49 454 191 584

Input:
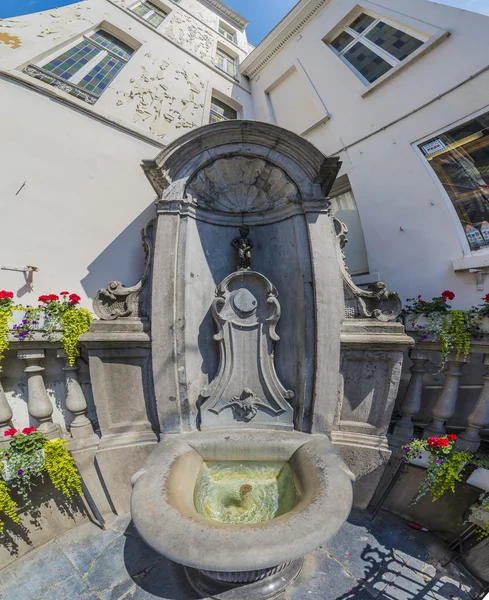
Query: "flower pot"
409 450 431 468
470 502 489 525
467 468 489 492
2 449 45 482
10 310 62 334
404 315 429 333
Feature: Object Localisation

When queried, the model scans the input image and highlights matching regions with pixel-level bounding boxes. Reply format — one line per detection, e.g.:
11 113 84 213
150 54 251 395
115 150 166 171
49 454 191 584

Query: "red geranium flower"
484 293 489 303
60 291 69 296
427 436 440 448
3 428 17 437
0 290 14 300
69 293 81 305
447 434 457 441
22 427 37 435
438 438 450 447
39 294 59 303
441 290 455 301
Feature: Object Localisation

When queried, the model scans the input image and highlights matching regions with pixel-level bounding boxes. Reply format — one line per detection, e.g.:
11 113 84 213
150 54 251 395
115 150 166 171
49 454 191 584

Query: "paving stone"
128 557 197 600
39 574 98 600
84 531 161 595
55 518 122 575
1 541 77 600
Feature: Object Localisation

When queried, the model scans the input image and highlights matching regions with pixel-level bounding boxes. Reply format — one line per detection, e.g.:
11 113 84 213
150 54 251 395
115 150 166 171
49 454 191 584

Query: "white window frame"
37 30 132 91
218 21 237 44
216 46 238 80
129 0 169 27
329 12 427 87
209 97 237 123
414 105 489 260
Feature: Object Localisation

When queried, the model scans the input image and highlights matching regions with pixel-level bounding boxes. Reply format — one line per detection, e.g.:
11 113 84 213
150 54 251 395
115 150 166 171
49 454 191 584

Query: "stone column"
18 350 60 439
456 354 489 452
423 354 468 438
57 350 93 439
0 378 13 444
392 350 429 445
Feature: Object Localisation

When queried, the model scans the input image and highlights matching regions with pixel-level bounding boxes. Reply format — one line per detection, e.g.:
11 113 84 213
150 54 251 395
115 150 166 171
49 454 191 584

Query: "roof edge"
200 0 249 29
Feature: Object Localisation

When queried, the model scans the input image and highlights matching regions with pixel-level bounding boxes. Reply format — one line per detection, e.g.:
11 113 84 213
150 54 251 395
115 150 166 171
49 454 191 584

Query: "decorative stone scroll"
334 218 402 322
200 271 294 430
93 219 155 320
186 157 299 213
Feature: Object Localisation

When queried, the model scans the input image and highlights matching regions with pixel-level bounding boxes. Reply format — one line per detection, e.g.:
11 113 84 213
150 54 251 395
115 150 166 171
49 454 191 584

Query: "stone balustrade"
393 339 489 451
0 334 95 440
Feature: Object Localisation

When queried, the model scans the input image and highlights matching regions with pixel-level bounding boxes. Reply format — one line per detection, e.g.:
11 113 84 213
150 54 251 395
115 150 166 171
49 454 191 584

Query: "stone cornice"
240 0 330 79
199 0 249 29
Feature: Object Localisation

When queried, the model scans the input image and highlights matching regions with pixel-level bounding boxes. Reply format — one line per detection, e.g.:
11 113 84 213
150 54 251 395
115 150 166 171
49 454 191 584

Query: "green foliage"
60 308 92 366
429 450 472 501
477 494 489 539
0 480 19 534
5 432 47 504
44 439 82 501
0 295 14 371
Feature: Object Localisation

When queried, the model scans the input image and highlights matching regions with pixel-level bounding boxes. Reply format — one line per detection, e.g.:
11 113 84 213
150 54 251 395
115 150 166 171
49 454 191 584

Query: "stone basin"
131 429 354 597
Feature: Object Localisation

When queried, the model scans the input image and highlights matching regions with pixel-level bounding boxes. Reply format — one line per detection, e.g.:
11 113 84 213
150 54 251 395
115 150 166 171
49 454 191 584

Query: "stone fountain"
83 121 412 599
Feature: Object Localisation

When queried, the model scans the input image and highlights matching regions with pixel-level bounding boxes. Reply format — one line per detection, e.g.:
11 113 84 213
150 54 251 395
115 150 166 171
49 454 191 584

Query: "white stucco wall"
246 0 489 308
0 0 253 310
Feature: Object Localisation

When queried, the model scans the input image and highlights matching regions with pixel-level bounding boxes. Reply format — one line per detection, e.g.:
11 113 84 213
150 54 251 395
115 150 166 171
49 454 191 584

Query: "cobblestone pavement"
0 510 483 600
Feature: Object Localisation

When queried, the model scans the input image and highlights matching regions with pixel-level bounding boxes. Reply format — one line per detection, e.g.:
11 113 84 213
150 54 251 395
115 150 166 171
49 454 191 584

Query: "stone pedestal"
333 321 413 508
0 378 13 444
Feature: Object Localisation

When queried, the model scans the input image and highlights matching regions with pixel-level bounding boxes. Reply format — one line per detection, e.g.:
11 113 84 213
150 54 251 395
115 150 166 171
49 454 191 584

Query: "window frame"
218 21 237 44
129 0 169 28
24 28 136 105
414 105 489 259
209 96 238 123
329 12 427 86
215 45 238 80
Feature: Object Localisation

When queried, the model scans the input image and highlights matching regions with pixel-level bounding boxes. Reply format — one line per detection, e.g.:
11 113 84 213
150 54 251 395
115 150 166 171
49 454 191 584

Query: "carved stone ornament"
93 220 155 320
186 157 299 213
200 270 294 430
334 218 402 322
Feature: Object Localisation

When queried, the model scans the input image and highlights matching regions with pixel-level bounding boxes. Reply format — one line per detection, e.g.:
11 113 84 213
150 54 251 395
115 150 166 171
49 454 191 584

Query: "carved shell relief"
186 156 300 213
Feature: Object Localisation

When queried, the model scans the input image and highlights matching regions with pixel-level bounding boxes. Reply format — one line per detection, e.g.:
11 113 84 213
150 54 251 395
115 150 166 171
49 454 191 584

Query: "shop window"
329 12 424 84
420 112 489 252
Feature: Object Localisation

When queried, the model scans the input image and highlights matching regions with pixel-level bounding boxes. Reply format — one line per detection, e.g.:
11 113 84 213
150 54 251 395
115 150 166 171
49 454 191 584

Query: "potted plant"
403 291 483 367
402 434 472 503
0 427 83 532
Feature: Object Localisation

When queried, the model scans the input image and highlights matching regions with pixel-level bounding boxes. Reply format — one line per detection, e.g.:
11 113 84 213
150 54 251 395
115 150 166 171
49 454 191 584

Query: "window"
330 12 424 84
216 47 237 79
130 1 168 27
419 112 489 252
219 21 237 44
24 30 134 105
209 97 237 123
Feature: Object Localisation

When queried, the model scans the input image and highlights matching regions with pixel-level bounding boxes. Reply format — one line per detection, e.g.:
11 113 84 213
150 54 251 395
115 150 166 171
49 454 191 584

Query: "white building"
2 0 489 307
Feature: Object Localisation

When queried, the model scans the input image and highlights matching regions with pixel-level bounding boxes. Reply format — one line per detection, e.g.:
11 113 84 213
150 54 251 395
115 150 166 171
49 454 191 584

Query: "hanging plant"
402 434 471 503
403 291 481 368
0 428 83 533
0 291 15 372
61 305 92 367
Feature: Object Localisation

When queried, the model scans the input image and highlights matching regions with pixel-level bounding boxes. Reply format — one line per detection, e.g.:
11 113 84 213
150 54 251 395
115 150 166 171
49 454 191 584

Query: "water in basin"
194 461 297 524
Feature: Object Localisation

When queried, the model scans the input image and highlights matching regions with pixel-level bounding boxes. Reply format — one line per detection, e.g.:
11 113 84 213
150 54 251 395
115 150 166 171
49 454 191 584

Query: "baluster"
57 350 93 438
424 354 468 438
18 350 60 439
392 350 429 445
0 378 13 444
457 353 489 452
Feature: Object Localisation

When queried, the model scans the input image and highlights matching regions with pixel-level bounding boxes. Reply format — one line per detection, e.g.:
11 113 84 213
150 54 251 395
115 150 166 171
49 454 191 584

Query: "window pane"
90 31 134 60
131 2 152 18
349 13 375 34
331 31 354 53
210 97 237 122
343 41 392 83
78 53 125 95
365 21 423 61
147 8 167 27
216 49 237 78
42 41 99 80
420 115 489 251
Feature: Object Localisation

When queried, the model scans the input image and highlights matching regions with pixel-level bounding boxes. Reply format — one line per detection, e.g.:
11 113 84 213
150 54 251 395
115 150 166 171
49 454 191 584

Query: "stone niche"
82 121 412 512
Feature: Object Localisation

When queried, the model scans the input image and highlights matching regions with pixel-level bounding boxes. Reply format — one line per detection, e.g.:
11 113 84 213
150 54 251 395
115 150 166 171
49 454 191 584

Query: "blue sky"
1 0 489 45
